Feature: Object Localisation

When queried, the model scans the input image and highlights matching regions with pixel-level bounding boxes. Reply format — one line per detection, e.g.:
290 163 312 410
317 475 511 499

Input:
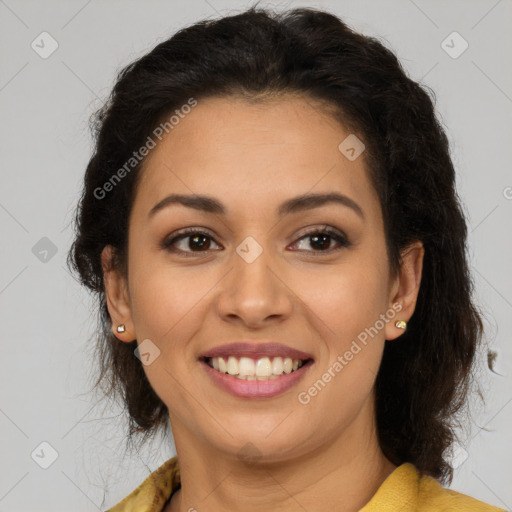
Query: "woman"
67 6 505 512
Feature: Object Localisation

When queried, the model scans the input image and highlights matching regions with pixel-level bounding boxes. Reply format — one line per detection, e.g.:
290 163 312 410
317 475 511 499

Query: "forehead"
131 94 381 223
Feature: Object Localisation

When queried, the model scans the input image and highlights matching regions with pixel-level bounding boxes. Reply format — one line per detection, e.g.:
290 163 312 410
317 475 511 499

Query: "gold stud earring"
395 320 407 330
116 324 126 333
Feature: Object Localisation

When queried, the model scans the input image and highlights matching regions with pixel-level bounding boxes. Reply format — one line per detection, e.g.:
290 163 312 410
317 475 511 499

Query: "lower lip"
199 359 314 399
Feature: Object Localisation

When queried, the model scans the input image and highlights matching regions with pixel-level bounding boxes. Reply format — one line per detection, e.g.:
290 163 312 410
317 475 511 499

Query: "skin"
102 94 424 512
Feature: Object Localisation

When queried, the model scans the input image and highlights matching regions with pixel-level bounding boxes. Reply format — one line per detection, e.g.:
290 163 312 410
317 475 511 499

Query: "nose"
215 240 293 328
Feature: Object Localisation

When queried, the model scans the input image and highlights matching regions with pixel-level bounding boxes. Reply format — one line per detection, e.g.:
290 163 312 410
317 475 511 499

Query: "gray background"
1 0 511 510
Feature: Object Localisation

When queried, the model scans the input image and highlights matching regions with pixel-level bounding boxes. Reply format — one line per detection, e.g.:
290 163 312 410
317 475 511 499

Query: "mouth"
200 355 314 380
198 355 315 399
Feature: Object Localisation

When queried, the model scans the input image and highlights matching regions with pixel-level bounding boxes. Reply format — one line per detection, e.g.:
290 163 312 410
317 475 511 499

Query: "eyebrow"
148 192 364 220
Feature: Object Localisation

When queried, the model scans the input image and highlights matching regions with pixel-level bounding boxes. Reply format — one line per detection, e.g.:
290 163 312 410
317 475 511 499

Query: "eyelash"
161 225 352 258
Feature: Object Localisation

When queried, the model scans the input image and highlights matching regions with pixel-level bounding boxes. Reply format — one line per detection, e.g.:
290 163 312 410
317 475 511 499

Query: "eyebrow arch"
148 192 364 220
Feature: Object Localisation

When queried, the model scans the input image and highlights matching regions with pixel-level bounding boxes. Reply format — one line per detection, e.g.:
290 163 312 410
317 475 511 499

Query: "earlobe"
101 245 134 342
385 241 425 341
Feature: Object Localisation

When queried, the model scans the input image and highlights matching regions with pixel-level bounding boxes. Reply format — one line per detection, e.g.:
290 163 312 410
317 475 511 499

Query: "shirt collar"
107 458 419 512
358 463 419 512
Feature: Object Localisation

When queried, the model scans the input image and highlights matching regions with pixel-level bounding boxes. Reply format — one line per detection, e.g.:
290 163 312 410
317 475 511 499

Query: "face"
103 94 423 463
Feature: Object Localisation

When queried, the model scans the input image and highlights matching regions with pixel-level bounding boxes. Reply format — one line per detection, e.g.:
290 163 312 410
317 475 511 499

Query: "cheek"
129 260 210 341
127 261 211 405
294 253 389 401
297 255 389 343
296 262 387 425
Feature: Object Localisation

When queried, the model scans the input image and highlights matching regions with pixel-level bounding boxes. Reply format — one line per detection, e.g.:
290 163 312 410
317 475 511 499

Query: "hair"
67 5 484 483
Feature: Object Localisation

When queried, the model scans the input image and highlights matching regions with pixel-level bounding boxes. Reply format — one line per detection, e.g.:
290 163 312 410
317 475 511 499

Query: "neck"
166 401 396 512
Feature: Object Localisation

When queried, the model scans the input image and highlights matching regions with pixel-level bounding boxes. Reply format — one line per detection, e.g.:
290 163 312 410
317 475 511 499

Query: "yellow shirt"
105 455 506 512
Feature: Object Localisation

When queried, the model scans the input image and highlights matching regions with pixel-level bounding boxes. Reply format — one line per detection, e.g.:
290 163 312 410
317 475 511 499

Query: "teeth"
272 357 283 375
255 357 272 377
240 356 255 376
206 356 305 380
227 356 238 375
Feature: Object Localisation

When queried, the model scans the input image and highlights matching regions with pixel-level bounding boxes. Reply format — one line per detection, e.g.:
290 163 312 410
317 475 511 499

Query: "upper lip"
199 342 314 361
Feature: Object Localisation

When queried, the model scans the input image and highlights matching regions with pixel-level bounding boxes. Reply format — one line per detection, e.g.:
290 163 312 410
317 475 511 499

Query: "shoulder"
417 469 506 512
105 456 181 512
360 462 506 512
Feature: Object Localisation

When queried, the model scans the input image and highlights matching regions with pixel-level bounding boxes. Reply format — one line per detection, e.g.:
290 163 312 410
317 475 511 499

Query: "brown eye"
161 226 351 258
162 229 222 256
182 233 212 251
290 227 351 255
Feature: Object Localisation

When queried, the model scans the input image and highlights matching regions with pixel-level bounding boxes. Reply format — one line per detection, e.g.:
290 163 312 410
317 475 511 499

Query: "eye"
161 225 351 257
161 228 222 257
290 225 351 255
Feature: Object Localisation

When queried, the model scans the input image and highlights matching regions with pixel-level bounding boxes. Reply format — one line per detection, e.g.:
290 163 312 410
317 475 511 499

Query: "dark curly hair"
67 5 484 483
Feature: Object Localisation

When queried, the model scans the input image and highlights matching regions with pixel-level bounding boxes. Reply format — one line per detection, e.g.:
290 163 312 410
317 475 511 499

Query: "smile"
200 356 314 398
205 355 306 380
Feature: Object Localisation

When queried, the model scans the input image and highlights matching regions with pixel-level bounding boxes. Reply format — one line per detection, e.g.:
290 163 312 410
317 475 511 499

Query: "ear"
384 240 425 341
101 245 135 343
